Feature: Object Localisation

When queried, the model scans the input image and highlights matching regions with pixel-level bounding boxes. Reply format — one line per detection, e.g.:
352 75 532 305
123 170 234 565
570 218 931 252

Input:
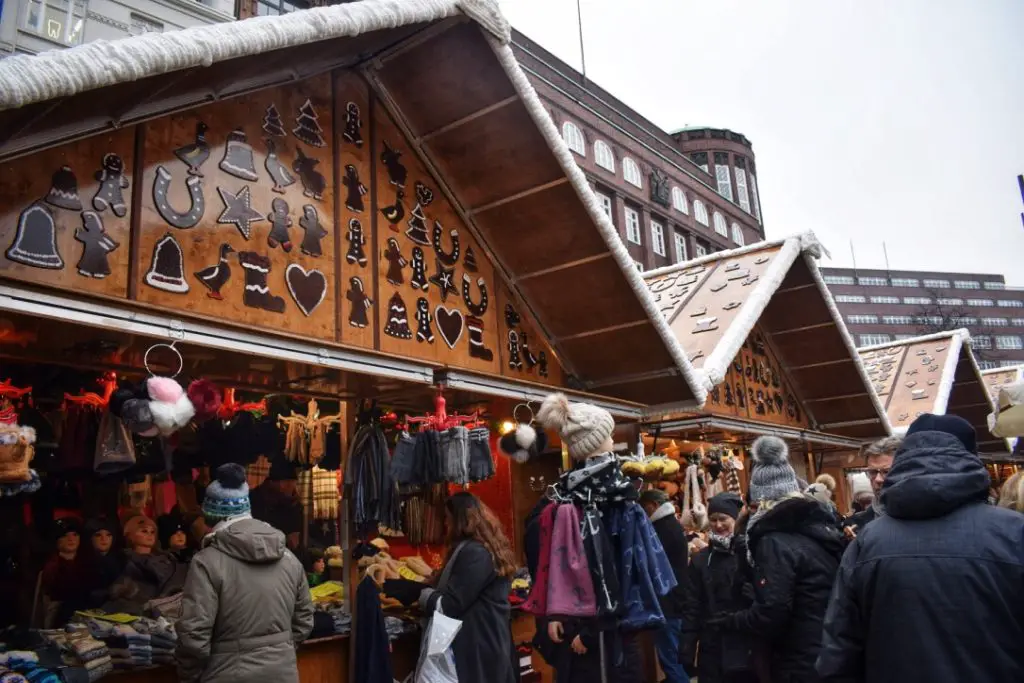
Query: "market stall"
978 362 1023 483
0 1 700 680
631 232 891 517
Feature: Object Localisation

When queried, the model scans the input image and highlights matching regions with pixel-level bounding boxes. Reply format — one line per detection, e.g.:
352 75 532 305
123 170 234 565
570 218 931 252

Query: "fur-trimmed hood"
747 495 843 561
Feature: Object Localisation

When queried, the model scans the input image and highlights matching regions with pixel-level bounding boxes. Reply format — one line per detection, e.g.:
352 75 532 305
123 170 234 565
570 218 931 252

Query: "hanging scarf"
344 424 400 534
557 453 637 505
581 504 620 618
523 502 557 615
546 503 597 618
613 502 676 631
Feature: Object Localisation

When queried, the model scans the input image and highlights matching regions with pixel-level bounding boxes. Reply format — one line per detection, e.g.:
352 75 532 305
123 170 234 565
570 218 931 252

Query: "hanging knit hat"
748 435 800 502
537 392 615 461
201 463 251 521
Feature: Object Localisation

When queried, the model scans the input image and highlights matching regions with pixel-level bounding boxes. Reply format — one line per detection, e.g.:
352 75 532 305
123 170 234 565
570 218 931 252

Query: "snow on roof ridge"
856 327 971 353
641 230 825 280
0 0 509 112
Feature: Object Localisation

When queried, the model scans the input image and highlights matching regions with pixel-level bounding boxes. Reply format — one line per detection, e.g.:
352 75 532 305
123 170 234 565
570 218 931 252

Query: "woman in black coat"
420 492 517 683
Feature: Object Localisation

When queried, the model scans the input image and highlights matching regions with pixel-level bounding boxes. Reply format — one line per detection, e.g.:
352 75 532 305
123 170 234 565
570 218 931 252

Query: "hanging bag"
415 541 469 683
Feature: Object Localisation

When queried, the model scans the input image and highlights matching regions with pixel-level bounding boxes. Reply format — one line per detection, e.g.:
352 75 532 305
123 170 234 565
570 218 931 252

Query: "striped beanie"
202 463 251 521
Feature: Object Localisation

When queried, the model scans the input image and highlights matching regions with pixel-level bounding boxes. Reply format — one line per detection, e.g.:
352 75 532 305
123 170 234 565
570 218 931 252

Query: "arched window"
623 157 642 188
693 200 709 226
562 121 586 156
671 187 688 213
713 212 728 236
594 140 615 172
731 222 744 246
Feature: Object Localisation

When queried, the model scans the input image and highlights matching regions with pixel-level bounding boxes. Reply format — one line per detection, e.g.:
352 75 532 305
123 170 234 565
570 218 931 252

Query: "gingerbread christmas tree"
293 99 326 148
263 104 286 137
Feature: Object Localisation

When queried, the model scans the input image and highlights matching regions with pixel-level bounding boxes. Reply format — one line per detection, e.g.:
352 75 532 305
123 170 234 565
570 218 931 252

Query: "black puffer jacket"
725 496 843 683
816 431 1024 683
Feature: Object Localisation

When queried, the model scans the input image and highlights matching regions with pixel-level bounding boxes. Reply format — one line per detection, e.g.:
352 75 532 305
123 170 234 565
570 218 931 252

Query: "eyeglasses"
867 468 891 479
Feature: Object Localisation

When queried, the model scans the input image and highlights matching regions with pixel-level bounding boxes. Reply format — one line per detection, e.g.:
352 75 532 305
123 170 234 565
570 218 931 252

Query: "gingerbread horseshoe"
432 221 460 266
462 274 489 316
153 165 205 229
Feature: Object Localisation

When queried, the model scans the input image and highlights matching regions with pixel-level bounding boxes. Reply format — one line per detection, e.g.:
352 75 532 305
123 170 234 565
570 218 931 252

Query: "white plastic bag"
415 603 462 683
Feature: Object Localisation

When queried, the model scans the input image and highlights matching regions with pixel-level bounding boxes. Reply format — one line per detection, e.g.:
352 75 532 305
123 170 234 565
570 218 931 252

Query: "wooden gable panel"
496 280 565 386
558 322 675 380
0 128 136 298
861 339 953 431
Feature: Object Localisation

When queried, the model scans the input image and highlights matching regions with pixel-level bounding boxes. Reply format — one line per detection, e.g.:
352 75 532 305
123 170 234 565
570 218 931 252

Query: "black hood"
748 495 844 559
880 431 990 520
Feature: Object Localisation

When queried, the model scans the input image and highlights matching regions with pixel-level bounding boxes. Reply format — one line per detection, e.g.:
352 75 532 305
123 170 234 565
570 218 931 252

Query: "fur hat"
147 377 195 437
748 436 800 502
202 463 251 521
186 379 222 423
537 393 615 461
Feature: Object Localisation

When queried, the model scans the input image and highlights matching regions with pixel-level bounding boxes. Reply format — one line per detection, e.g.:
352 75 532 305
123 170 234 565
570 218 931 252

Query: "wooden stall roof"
0 0 702 407
981 364 1024 404
857 329 1002 452
640 232 890 440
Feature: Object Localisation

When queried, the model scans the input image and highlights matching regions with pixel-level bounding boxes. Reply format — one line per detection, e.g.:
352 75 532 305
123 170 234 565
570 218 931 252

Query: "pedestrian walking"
419 492 517 683
680 492 757 683
816 414 1024 683
177 463 314 683
639 489 691 683
710 436 843 683
842 436 902 539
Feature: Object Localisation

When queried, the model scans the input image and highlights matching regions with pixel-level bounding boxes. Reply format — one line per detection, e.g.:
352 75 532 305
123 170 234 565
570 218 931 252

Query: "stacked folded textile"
132 619 176 666
0 652 58 683
0 668 28 683
105 625 151 669
68 637 112 682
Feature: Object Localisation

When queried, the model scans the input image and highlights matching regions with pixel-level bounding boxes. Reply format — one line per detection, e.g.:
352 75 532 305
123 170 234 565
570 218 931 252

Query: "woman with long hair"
419 492 517 683
998 471 1024 513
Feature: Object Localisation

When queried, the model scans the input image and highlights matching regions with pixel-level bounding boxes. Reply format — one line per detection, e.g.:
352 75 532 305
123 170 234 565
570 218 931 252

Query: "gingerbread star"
429 260 458 302
216 186 266 239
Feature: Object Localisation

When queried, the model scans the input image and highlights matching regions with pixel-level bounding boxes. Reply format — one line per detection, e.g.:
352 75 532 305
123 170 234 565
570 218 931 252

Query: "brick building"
820 267 1024 369
511 31 765 271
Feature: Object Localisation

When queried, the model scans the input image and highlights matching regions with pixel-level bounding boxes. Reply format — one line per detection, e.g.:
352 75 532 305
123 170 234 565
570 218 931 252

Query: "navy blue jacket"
817 431 1024 683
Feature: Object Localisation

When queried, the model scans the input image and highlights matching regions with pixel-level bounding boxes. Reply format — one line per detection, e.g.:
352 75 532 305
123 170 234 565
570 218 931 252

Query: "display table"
110 634 349 683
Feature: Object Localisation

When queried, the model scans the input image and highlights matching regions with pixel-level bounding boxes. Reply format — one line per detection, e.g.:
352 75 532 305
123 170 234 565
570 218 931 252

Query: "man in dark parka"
816 414 1024 683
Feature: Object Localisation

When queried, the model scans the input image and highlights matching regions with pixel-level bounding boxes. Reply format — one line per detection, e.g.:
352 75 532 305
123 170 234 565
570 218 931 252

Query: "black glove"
706 611 734 631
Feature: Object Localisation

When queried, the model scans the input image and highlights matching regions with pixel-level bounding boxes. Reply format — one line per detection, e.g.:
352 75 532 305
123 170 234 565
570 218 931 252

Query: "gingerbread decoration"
383 237 407 286
505 304 521 329
342 164 367 213
285 264 328 317
342 102 363 147
293 99 326 148
383 292 413 340
6 203 63 269
44 166 82 210
432 222 460 266
144 233 189 293
435 306 464 349
429 260 458 302
507 331 523 370
292 148 326 201
381 141 407 188
466 316 493 361
463 246 479 273
194 243 235 300
538 351 549 378
264 138 295 194
346 277 372 328
74 211 119 278
345 218 367 267
405 204 430 245
414 297 434 344
415 181 434 206
299 205 328 258
91 153 130 217
175 121 211 176
238 251 285 313
262 104 286 138
219 129 259 182
216 185 266 239
380 188 405 229
521 330 539 370
266 197 294 252
461 275 489 316
409 246 429 291
153 166 205 229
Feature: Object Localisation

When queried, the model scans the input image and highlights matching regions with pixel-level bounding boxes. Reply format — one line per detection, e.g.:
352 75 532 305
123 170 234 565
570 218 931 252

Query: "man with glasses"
843 436 902 539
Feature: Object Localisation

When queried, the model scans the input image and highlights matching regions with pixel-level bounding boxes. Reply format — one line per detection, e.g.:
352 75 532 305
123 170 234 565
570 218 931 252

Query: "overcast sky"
499 0 1024 284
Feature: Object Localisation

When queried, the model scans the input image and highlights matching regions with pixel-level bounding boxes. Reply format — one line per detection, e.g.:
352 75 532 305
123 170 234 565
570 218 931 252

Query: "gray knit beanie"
749 436 800 502
538 392 615 461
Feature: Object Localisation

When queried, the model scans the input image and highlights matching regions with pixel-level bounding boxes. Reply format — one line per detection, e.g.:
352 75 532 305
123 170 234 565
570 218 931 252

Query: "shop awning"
640 232 890 440
0 0 702 408
649 415 866 451
858 329 1002 452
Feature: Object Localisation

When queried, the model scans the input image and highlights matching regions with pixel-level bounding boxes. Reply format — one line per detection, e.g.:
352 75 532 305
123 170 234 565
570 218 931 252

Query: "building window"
835 295 868 303
729 223 744 245
966 299 994 307
997 299 1024 308
625 207 641 245
848 314 880 324
130 13 164 34
921 316 944 326
674 232 688 263
749 173 761 223
651 220 666 256
713 212 728 237
995 335 1024 350
824 275 855 286
869 295 900 304
882 315 914 325
1013 319 1024 327
693 200 709 226
735 167 751 213
671 187 688 213
22 0 88 45
596 192 613 220
690 152 709 173
562 121 586 156
594 140 615 172
857 277 888 286
634 260 644 272
984 281 1006 290
903 296 933 305
936 298 963 306
695 242 708 258
890 278 920 287
895 334 916 340
257 0 312 15
860 334 892 346
982 317 1010 327
951 316 978 326
973 336 992 349
978 360 999 370
715 155 734 201
954 280 981 289
1002 360 1022 367
923 279 951 289
623 158 643 188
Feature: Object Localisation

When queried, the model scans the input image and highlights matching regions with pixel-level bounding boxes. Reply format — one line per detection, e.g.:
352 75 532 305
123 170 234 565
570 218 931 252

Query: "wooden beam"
467 178 569 216
770 322 834 335
586 367 679 389
513 252 612 283
419 95 519 143
371 17 466 67
774 283 818 294
789 358 852 371
818 418 882 429
553 319 649 343
803 392 871 403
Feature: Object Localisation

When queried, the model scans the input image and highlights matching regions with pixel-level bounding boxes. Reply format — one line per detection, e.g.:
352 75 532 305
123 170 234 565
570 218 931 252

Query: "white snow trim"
489 39 707 409
883 329 973 435
803 252 892 435
856 328 970 353
0 0 510 112
641 230 825 279
702 238 802 386
980 364 1024 378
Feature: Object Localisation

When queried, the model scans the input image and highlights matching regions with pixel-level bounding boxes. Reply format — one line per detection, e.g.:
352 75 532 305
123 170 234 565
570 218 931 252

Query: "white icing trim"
435 305 464 349
145 234 189 294
285 263 327 317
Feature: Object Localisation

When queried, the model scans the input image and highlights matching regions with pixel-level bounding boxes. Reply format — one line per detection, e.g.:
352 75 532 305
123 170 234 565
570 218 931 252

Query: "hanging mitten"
146 377 195 436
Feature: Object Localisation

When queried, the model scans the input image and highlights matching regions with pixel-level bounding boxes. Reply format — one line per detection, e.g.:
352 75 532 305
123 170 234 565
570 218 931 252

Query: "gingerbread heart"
435 305 464 349
285 264 327 317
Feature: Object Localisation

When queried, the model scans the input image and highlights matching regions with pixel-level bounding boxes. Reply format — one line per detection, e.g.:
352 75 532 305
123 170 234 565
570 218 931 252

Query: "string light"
500 420 516 435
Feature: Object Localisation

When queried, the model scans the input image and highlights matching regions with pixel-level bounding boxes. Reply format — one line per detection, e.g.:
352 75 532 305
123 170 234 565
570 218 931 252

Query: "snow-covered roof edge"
0 0 510 112
856 328 971 353
642 231 828 280
489 39 708 410
980 364 1024 378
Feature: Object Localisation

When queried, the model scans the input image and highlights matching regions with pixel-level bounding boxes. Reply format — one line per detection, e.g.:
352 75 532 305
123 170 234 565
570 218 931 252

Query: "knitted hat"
202 463 251 521
707 492 743 519
906 413 976 453
748 436 800 502
537 392 615 461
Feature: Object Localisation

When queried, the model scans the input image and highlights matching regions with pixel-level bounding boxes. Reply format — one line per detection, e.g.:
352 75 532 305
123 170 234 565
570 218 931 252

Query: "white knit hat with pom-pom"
538 392 615 461
748 435 800 502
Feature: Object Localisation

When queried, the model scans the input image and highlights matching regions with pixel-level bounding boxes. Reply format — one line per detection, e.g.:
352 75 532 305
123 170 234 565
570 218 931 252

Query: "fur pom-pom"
109 387 135 417
752 435 788 465
187 379 222 422
150 394 196 436
214 462 247 489
498 431 530 464
514 423 536 450
121 399 155 434
537 392 570 431
147 376 184 403
815 473 837 492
